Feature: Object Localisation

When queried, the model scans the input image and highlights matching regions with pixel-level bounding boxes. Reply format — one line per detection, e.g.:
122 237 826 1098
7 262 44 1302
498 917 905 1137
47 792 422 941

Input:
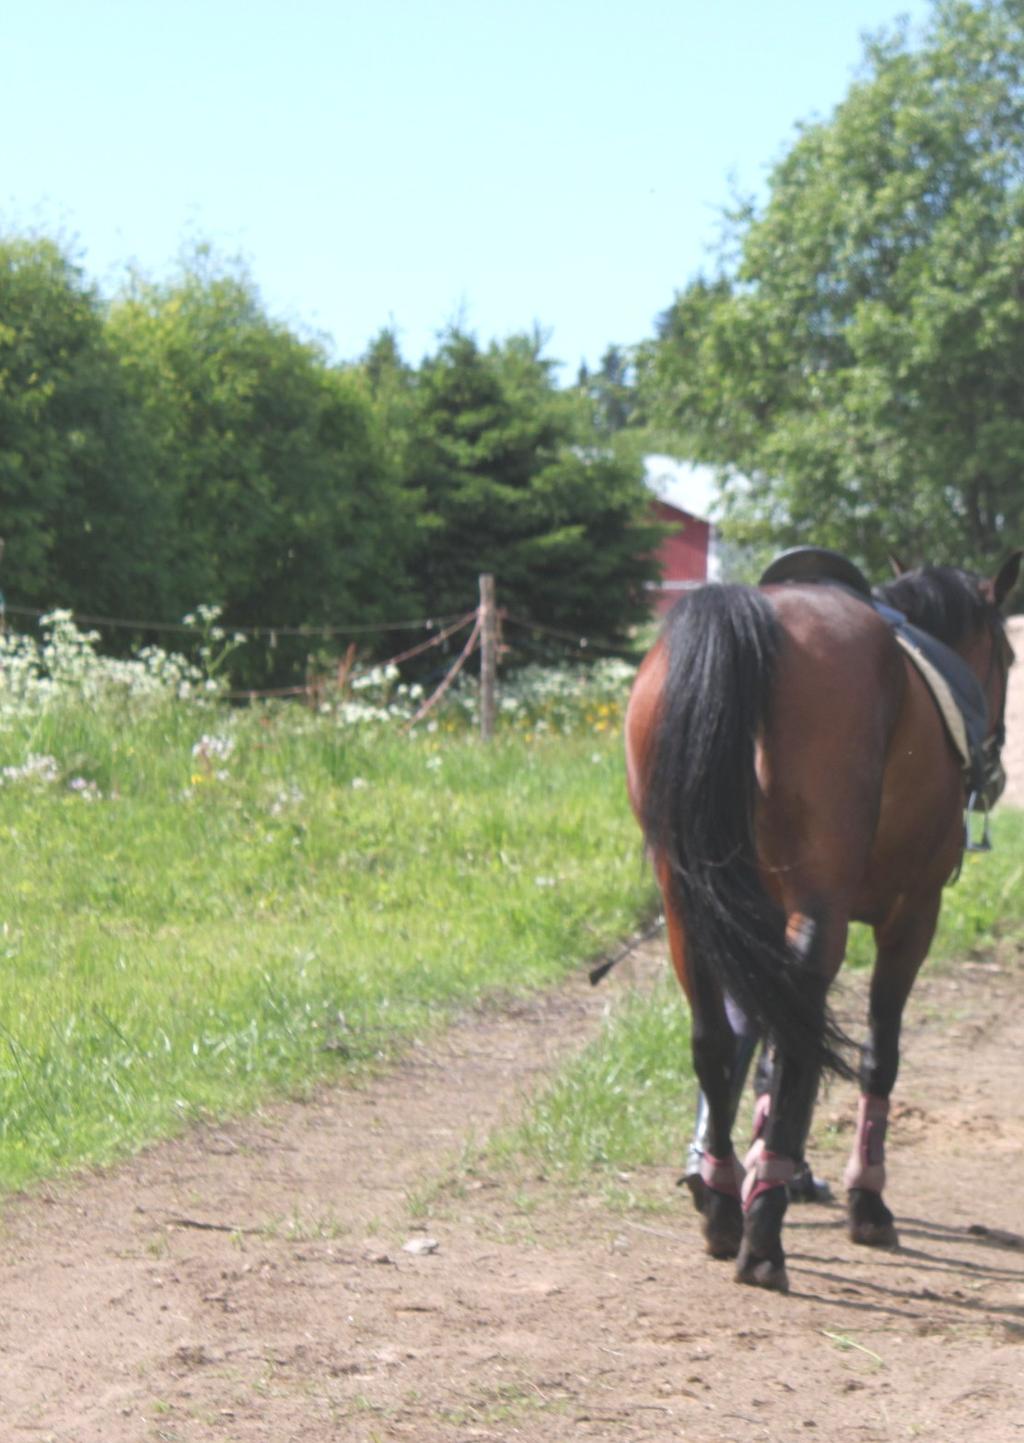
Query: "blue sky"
2 0 932 379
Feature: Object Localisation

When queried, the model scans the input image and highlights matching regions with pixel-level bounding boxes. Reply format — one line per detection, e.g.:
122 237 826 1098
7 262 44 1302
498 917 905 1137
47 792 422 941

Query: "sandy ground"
2 933 1023 1443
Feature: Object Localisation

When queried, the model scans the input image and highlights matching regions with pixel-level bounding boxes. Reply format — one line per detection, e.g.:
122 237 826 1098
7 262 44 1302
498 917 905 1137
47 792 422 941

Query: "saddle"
759 548 991 809
760 546 873 597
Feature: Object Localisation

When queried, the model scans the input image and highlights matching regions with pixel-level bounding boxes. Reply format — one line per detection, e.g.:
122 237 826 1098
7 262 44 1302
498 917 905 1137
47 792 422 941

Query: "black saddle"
759 546 872 597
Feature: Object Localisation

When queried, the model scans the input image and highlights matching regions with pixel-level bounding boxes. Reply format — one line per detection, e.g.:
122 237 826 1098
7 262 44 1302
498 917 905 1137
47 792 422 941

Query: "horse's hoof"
848 1212 899 1246
787 1161 832 1205
735 1243 789 1292
681 1171 708 1216
702 1191 743 1259
849 1217 900 1248
847 1189 899 1249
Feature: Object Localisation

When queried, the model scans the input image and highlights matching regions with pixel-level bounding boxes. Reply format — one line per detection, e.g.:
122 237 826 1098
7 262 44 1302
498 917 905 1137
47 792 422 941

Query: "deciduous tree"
0 235 169 614
641 0 1024 575
108 254 414 674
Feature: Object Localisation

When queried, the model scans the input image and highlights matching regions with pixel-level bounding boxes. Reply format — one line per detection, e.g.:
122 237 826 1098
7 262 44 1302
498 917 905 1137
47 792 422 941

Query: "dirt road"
2 929 1022 1443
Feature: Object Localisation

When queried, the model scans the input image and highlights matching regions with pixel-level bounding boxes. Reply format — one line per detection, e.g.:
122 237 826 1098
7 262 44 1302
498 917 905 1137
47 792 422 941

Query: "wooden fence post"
479 573 497 740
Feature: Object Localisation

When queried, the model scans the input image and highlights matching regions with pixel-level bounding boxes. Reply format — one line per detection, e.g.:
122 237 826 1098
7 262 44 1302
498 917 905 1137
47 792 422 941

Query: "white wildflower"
68 776 101 801
191 734 235 762
1 753 60 786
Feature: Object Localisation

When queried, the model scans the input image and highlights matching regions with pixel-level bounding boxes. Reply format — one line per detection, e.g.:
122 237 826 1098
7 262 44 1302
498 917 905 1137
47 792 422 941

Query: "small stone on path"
402 1236 439 1255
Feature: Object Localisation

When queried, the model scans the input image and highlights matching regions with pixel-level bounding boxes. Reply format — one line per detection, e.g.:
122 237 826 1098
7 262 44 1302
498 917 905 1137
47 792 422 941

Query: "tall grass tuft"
492 973 694 1181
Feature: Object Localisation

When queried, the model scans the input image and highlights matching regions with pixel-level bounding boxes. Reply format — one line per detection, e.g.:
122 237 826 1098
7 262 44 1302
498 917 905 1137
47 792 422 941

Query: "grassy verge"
0 708 652 1193
489 970 694 1187
497 808 1024 1186
4 612 1021 1207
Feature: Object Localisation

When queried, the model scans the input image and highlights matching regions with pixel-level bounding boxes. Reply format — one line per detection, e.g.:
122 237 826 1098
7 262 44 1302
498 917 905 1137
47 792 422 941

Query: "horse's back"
627 582 965 921
762 583 964 912
756 583 907 908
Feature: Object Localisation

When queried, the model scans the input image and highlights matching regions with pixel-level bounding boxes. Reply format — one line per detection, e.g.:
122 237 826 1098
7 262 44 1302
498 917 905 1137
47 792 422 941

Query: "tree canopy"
640 0 1024 576
0 236 167 614
108 262 414 643
398 331 660 638
0 239 658 682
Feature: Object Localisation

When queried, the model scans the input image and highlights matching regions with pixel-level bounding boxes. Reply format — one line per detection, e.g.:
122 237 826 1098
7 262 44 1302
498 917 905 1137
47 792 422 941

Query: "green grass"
491 972 695 1184
499 808 1024 1184
0 705 653 1192
3 649 1020 1204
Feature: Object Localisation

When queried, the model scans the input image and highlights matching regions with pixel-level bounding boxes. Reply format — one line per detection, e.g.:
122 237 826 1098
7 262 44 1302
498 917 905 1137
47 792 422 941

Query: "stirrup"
964 792 992 853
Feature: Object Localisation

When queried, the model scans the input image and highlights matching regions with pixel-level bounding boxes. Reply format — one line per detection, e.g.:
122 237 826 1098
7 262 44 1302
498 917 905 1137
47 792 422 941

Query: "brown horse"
624 553 1019 1291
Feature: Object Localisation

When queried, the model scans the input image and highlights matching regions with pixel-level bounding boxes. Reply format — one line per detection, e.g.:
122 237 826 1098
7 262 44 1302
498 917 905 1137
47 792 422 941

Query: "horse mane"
875 566 991 646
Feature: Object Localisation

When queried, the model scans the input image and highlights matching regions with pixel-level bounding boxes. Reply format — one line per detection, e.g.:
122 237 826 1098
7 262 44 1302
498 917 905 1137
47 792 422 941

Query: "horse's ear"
887 552 910 577
982 550 1023 609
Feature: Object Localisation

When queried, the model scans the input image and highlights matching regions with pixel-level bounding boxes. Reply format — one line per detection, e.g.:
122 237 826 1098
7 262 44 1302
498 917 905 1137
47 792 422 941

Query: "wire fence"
1 598 469 641
0 580 645 732
220 611 478 702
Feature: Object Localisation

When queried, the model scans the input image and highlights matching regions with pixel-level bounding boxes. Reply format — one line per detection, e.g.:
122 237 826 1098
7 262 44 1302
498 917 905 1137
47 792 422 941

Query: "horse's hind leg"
682 994 758 1214
736 907 844 1292
688 988 747 1260
846 894 941 1248
665 905 747 1260
750 1044 831 1203
735 1038 821 1292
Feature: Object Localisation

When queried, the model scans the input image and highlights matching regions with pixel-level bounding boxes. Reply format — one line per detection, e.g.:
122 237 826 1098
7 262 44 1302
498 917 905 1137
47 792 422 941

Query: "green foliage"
0 232 662 681
576 345 639 436
640 0 1024 574
107 253 415 680
399 329 662 641
0 236 169 615
932 808 1024 955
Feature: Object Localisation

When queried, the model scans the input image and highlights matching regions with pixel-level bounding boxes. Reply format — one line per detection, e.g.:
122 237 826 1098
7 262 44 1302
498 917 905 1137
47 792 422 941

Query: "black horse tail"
641 584 853 1081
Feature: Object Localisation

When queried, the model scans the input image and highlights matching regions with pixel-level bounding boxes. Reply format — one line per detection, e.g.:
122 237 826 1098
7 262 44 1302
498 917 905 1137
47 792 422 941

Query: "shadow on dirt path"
2 937 1023 1442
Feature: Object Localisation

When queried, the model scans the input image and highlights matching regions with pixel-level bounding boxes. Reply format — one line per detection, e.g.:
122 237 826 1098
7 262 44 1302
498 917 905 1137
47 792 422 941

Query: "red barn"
647 497 712 615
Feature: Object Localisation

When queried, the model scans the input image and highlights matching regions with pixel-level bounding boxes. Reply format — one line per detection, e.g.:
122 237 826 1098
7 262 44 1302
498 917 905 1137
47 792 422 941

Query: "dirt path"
2 930 1023 1443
